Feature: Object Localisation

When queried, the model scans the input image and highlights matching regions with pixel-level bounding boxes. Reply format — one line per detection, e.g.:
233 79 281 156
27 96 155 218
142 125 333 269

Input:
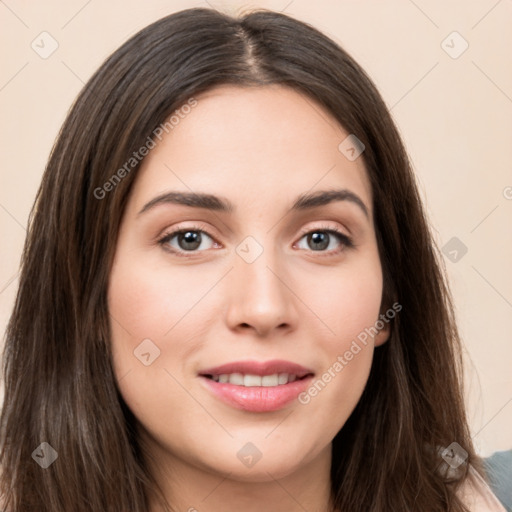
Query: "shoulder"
456 464 506 511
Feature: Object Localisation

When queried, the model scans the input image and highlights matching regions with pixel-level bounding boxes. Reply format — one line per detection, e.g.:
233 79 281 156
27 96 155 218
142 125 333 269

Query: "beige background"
0 0 511 455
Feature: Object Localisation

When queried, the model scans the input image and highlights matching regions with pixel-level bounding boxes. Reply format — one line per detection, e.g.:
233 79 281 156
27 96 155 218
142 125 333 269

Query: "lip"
198 359 315 413
199 359 314 378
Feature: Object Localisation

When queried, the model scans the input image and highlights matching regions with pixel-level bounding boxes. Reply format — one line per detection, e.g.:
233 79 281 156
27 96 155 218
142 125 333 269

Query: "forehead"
130 84 372 217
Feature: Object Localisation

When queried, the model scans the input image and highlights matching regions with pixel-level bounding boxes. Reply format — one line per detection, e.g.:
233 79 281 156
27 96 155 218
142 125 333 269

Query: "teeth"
229 373 244 385
244 374 262 387
261 374 278 387
210 372 301 386
278 373 288 385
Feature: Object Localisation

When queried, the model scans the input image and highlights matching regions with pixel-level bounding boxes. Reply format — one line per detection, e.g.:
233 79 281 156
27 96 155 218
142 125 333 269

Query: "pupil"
309 232 328 251
179 231 201 250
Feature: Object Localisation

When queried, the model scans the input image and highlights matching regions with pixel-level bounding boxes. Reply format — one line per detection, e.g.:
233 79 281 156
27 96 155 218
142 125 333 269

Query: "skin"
108 84 390 512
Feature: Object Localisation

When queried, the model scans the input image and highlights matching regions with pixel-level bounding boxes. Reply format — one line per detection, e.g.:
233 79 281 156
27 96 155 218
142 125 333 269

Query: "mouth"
198 360 315 412
201 372 309 386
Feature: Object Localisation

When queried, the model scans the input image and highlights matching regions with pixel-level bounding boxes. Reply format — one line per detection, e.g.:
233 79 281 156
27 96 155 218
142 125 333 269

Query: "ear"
374 309 392 347
374 320 390 347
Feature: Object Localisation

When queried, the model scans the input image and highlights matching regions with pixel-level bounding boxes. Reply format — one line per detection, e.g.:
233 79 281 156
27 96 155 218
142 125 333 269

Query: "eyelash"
157 223 355 258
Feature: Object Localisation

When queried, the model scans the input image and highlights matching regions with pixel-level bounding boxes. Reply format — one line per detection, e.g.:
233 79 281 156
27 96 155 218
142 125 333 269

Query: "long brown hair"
1 7 484 511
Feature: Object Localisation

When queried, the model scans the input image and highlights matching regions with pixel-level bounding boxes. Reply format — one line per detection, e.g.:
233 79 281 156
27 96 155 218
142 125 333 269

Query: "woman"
0 7 505 511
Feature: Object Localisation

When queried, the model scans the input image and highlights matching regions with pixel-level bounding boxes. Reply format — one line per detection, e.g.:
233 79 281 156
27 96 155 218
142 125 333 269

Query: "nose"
224 246 299 338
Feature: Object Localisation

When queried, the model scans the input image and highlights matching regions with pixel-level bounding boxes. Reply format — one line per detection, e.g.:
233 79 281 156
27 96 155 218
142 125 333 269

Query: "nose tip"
225 251 298 337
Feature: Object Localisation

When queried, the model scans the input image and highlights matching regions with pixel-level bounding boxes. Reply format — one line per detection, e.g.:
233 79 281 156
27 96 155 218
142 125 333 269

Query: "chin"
200 437 318 483
216 457 305 483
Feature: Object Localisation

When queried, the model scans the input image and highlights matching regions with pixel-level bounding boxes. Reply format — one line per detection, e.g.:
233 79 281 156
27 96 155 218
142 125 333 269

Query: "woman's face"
108 84 389 482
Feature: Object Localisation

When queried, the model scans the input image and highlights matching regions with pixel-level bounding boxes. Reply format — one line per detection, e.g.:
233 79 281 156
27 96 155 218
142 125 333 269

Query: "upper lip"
199 359 314 378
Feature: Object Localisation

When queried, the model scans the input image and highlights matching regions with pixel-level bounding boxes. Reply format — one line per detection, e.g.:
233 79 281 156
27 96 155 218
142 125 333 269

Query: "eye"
157 224 218 257
157 223 354 258
294 225 354 255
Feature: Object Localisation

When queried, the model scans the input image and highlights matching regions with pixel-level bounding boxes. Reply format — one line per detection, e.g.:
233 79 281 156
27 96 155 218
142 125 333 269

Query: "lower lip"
199 375 314 412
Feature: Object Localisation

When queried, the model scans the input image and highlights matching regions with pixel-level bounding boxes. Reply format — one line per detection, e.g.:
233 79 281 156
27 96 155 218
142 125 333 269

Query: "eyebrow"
137 188 369 218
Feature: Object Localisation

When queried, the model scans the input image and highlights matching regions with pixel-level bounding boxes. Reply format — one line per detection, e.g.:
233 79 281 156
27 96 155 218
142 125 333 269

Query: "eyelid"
295 222 350 240
156 221 214 241
157 221 354 257
156 222 218 257
293 222 355 255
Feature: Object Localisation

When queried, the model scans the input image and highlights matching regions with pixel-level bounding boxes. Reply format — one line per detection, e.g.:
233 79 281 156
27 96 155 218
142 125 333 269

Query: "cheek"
108 260 177 338
107 258 206 446
293 256 383 432
304 255 384 346
107 254 171 390
107 252 215 345
107 251 218 410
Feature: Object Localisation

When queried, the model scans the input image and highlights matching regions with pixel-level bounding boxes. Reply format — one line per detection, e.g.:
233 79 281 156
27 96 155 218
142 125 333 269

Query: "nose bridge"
225 233 297 334
235 233 285 301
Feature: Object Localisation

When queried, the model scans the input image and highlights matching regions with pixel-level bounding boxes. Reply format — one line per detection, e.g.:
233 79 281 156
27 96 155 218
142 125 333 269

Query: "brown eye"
158 227 217 256
174 231 203 251
295 228 354 254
